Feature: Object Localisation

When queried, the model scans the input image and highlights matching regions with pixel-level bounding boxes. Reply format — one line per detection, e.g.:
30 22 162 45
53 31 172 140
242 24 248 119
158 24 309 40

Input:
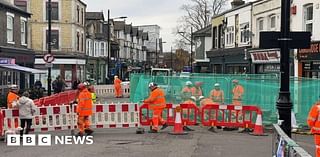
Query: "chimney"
231 0 245 8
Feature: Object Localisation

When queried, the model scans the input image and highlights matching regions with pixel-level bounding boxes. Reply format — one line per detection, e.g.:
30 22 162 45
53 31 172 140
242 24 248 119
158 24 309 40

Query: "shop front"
297 41 320 78
249 49 281 74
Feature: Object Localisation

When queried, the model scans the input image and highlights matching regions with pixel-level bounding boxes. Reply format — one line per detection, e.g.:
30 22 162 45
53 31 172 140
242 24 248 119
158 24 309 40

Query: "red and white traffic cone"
250 112 267 136
169 106 188 135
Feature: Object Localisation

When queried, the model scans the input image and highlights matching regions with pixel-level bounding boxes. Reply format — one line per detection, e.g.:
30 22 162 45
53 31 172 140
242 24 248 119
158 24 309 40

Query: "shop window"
7 13 14 43
304 4 313 33
46 2 59 21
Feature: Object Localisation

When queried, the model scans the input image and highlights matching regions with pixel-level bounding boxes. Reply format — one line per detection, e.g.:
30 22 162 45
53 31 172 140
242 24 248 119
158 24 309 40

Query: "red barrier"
139 104 174 126
201 104 262 129
34 90 78 106
0 109 3 137
180 103 199 126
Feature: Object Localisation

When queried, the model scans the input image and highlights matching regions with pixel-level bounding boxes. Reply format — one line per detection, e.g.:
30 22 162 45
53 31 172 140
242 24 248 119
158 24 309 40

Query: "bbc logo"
7 134 51 146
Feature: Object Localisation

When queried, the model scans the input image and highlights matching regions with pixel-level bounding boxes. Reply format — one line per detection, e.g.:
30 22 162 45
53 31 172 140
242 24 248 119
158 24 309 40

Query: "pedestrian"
114 75 123 98
209 83 225 104
34 80 42 89
7 85 19 109
52 76 60 94
76 83 94 136
13 91 37 138
72 79 81 90
307 101 320 157
143 82 168 133
232 80 244 105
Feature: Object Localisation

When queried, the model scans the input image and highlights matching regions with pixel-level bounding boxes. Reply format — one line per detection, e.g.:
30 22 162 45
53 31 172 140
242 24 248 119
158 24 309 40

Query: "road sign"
43 54 55 63
45 63 53 68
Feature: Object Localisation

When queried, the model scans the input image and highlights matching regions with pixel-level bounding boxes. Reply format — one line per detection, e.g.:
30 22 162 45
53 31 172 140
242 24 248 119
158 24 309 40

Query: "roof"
77 0 87 7
193 25 212 37
85 12 104 20
211 2 253 19
0 0 31 16
114 21 126 31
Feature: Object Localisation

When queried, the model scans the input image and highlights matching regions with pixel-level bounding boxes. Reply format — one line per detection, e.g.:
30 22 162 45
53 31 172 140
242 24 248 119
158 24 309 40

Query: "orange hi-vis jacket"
232 85 244 100
308 103 320 134
77 88 93 116
210 89 224 103
114 78 122 88
7 91 19 109
144 87 166 110
182 87 196 95
193 87 203 97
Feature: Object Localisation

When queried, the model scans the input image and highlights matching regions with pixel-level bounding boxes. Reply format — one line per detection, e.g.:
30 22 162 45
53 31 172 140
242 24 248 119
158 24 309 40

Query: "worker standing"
114 75 123 98
209 83 225 104
143 82 168 133
76 83 94 136
232 80 244 105
307 101 320 157
7 85 20 109
193 82 203 100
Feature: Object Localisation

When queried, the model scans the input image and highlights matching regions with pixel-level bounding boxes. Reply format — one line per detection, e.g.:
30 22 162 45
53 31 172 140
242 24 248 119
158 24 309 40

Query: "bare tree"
174 0 227 48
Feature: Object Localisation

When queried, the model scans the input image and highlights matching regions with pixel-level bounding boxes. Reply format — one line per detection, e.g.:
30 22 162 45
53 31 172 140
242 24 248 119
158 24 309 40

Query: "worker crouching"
76 83 94 136
143 82 168 133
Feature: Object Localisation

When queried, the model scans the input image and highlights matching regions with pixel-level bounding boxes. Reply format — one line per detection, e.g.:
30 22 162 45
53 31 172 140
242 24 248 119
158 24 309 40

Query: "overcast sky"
82 0 253 52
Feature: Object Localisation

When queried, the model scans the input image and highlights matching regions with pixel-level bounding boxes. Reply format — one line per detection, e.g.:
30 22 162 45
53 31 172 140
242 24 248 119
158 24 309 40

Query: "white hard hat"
199 96 205 100
83 81 90 86
190 96 196 101
9 85 18 89
114 75 118 78
148 82 157 88
214 83 220 87
186 81 192 86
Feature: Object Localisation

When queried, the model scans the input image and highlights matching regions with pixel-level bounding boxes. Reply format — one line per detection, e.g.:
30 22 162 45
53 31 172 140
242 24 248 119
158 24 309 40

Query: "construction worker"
7 85 19 109
181 81 195 100
76 83 94 136
143 82 168 133
307 101 320 157
88 85 97 103
232 80 244 105
114 75 123 98
209 83 225 104
193 82 203 100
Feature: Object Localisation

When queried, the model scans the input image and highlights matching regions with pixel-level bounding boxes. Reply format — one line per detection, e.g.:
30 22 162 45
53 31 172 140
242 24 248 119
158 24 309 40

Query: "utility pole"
107 9 110 84
170 46 173 69
47 0 52 96
190 27 193 73
155 38 158 65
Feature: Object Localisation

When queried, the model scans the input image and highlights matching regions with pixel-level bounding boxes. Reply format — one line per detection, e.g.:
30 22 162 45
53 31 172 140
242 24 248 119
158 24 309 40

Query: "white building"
138 25 161 66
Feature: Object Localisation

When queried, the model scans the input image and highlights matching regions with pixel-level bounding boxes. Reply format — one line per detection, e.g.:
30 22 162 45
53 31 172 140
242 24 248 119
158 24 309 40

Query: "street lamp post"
107 9 126 83
47 0 52 95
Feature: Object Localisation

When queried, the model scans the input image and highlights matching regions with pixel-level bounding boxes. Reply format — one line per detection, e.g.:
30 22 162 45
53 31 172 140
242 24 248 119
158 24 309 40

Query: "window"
258 19 264 31
86 39 90 55
76 32 80 51
46 2 59 20
14 0 27 11
219 25 223 48
81 33 84 52
304 4 313 33
46 30 59 49
81 8 84 25
21 18 27 45
269 15 276 30
100 42 105 56
226 26 234 45
94 41 99 57
212 27 217 48
77 6 80 23
7 13 14 43
240 23 250 44
90 40 93 56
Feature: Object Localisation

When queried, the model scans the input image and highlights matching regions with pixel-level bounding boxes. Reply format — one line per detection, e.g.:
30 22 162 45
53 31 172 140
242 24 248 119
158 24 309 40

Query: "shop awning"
0 64 46 74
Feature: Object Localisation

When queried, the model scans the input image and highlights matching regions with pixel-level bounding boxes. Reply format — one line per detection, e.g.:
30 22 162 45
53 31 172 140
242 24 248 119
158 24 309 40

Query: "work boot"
208 127 217 133
183 126 194 131
160 123 168 130
216 126 222 129
85 128 94 135
148 129 158 133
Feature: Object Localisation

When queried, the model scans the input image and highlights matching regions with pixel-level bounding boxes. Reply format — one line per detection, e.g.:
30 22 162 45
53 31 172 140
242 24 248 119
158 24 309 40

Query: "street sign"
43 54 55 63
259 31 311 49
45 63 53 68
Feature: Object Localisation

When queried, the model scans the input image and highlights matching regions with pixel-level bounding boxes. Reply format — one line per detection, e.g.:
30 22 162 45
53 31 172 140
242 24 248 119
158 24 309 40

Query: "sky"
82 0 253 52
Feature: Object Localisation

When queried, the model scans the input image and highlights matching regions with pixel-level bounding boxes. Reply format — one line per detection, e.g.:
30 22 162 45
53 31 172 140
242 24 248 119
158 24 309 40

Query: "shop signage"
0 58 15 64
250 50 280 63
298 41 320 60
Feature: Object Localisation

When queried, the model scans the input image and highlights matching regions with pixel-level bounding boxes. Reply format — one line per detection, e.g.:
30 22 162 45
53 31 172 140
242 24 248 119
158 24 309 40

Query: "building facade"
193 25 212 73
292 0 320 78
30 0 87 89
0 0 37 91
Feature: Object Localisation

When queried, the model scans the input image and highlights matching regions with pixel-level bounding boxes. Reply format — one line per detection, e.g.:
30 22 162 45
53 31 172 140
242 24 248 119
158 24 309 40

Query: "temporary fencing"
130 73 320 127
94 84 130 98
1 103 139 135
33 90 78 107
201 104 262 132
272 124 312 157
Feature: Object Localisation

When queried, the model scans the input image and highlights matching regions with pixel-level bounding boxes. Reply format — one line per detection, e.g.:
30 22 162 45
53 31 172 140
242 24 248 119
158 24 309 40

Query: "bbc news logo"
7 135 94 146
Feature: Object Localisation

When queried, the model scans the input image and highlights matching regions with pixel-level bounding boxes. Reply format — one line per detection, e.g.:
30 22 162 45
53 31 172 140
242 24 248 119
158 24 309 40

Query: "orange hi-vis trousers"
152 109 165 130
315 134 320 157
78 116 91 133
114 85 122 97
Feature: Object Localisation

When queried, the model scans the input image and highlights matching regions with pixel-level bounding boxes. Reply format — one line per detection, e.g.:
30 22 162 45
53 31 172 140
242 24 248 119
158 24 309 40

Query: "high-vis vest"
144 87 166 110
182 87 196 95
7 91 19 109
232 85 244 100
210 89 224 103
307 103 320 134
91 93 97 103
77 88 93 116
